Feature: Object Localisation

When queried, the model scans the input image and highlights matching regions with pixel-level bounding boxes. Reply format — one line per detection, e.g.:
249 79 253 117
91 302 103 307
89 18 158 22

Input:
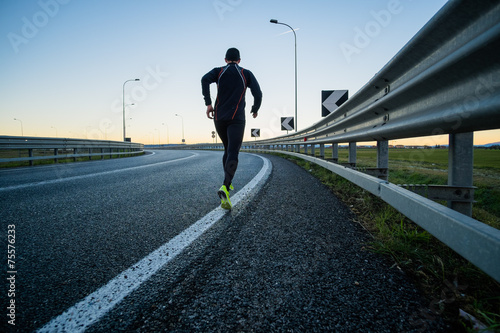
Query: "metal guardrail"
0 136 144 166
254 0 500 146
175 0 500 283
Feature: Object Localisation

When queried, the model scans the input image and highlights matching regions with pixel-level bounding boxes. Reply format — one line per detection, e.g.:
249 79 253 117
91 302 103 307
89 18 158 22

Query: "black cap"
225 48 240 61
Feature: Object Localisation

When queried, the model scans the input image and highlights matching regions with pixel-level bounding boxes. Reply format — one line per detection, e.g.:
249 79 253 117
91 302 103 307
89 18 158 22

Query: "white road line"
0 153 197 192
37 154 272 333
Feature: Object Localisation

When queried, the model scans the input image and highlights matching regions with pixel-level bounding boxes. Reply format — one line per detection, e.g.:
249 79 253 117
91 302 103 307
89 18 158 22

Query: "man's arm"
201 68 219 106
246 70 262 115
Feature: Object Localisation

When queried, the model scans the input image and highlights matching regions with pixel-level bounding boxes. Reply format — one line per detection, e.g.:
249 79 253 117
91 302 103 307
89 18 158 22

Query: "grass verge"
276 153 500 332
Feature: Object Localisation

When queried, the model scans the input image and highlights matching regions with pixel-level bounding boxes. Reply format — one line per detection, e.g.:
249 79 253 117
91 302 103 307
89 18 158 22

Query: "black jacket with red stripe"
202 63 262 121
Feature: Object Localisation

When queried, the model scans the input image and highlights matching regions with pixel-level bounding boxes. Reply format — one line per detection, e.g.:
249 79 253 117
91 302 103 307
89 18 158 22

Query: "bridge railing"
175 0 500 283
0 136 144 166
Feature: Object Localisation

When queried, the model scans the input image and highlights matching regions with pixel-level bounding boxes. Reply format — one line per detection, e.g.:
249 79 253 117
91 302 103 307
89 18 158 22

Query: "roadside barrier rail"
173 0 500 283
0 136 144 166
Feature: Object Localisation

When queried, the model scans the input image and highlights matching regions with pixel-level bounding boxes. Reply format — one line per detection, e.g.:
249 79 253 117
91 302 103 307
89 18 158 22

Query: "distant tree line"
476 145 500 150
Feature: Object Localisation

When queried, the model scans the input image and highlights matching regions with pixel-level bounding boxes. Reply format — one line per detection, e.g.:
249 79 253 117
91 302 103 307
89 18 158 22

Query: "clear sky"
1 0 498 145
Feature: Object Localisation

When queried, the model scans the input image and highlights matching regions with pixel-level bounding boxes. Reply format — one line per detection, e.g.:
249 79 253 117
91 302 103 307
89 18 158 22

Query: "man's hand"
252 112 258 119
206 105 214 119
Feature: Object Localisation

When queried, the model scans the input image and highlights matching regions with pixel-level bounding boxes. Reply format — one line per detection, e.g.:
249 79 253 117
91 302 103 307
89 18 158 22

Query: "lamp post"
175 114 185 143
13 118 23 136
270 19 297 132
123 78 140 141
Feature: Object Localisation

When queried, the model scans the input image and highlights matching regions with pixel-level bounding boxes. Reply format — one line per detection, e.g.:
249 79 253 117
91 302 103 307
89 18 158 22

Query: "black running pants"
214 119 245 189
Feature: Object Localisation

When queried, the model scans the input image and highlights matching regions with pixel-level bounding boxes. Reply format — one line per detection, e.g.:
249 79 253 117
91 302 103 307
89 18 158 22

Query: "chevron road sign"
251 128 260 137
322 90 348 117
281 117 294 131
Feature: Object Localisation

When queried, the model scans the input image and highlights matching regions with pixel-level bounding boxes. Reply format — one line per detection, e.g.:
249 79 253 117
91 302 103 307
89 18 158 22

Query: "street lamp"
123 78 140 141
270 19 298 132
175 114 185 143
13 118 23 136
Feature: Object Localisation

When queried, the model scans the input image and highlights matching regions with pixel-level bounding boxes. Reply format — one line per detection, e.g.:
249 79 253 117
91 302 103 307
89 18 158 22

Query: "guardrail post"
320 144 325 159
377 140 389 180
348 142 357 167
29 149 33 166
54 148 58 163
311 144 315 157
448 132 474 216
304 144 308 155
331 143 338 163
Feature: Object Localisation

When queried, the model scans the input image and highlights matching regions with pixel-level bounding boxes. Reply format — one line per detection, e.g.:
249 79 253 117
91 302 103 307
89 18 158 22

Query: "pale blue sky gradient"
2 0 496 145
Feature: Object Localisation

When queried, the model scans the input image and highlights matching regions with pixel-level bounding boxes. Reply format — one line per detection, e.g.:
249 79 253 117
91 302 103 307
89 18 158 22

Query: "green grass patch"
474 149 500 169
312 147 500 170
273 152 500 332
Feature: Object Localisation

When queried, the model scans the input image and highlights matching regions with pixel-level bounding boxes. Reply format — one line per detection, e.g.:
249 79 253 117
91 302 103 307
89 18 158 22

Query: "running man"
201 47 262 209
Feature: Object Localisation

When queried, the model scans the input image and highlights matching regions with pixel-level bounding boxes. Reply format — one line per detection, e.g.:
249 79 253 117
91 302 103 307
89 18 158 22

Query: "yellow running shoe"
218 185 232 210
229 183 234 191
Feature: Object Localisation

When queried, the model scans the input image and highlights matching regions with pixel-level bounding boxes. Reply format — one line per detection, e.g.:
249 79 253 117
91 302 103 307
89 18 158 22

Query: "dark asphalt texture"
85 154 446 332
1 150 262 332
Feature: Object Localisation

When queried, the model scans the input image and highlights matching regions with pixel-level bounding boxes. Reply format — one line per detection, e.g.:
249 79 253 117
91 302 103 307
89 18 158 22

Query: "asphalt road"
1 150 445 332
